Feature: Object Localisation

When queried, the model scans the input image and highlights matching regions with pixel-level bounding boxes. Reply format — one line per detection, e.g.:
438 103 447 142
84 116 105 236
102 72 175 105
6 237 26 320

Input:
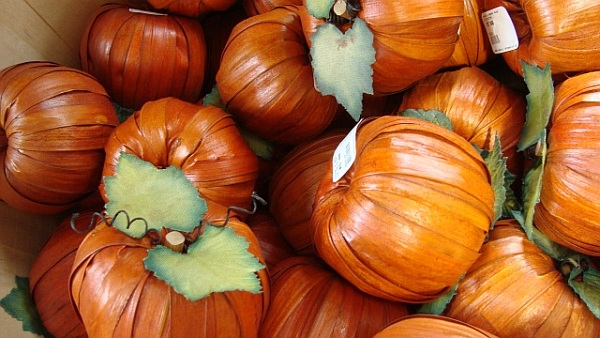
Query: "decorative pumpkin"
268 129 347 255
310 116 495 303
80 3 207 110
443 0 494 68
216 5 339 145
482 0 600 78
258 256 410 337
246 208 295 270
445 219 600 337
373 314 498 338
299 0 465 95
242 0 302 16
70 216 270 337
145 0 237 17
533 71 600 256
397 66 526 177
29 211 97 338
101 97 258 223
0 61 118 215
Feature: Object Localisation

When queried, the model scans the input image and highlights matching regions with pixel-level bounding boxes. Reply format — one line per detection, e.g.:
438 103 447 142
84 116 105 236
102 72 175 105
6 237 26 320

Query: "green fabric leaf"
112 101 135 124
0 276 52 337
568 266 600 319
239 128 274 161
144 225 265 301
306 0 335 18
517 61 554 151
104 152 207 238
310 18 375 121
479 134 508 228
416 278 461 315
202 86 226 110
398 108 454 131
501 169 521 218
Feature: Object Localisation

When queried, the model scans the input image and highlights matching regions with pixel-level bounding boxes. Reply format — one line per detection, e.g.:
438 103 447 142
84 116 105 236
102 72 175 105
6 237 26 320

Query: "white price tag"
332 120 361 182
482 6 519 54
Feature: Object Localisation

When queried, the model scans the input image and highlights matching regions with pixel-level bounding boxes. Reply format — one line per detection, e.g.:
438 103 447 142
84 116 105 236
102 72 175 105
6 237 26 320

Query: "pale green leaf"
517 61 554 151
398 108 454 131
144 225 265 301
306 0 335 19
239 127 274 161
569 266 600 319
201 86 226 110
416 278 461 315
310 18 375 121
0 276 52 337
480 134 508 227
104 152 206 238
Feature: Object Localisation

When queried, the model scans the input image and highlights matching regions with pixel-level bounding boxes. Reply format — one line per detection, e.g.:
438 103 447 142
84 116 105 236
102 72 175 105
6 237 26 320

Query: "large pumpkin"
445 219 600 337
258 256 409 337
80 3 207 110
310 116 495 303
482 0 600 78
268 129 347 255
373 314 498 338
397 66 526 177
0 61 118 214
242 0 302 16
29 211 97 338
245 208 295 271
216 5 339 145
70 217 270 337
101 97 258 223
533 71 600 256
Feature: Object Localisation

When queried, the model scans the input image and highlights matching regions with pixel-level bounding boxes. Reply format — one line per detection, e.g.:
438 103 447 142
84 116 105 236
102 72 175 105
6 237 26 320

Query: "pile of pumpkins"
2 0 600 337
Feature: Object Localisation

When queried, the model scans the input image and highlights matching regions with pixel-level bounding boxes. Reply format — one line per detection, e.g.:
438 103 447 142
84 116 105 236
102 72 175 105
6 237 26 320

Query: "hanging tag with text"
482 6 519 54
332 119 362 182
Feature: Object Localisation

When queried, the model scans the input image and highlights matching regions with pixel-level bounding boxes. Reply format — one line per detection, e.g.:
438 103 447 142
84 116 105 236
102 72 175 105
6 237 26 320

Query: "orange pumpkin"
268 129 347 255
145 0 237 17
0 61 118 215
216 5 339 145
311 116 495 303
373 314 498 337
245 208 295 271
29 211 97 338
258 256 409 337
100 97 258 223
445 219 600 337
482 0 600 78
397 66 526 177
443 0 494 68
80 3 207 110
70 217 270 337
534 71 600 256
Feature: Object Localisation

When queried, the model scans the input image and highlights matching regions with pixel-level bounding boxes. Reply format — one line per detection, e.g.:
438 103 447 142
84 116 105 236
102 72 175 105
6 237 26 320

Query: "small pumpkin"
80 3 207 110
445 219 600 337
533 71 600 256
70 216 270 337
258 256 410 337
483 0 600 78
397 66 526 177
0 61 118 214
268 129 347 255
101 97 258 222
29 211 96 338
145 0 237 17
242 0 302 16
216 5 339 145
311 116 495 303
246 208 295 271
373 314 498 338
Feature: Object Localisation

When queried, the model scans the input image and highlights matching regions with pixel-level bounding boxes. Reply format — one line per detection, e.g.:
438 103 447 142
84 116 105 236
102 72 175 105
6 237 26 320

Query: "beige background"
0 0 124 336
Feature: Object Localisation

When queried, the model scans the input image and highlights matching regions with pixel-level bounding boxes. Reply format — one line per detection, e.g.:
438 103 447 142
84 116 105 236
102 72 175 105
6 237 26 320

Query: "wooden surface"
0 0 124 335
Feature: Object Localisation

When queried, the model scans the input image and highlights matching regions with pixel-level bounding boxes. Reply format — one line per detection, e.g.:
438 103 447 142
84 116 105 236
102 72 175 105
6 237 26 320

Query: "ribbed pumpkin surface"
373 314 498 337
311 116 495 303
70 217 270 338
216 6 339 145
534 71 600 256
146 0 237 17
0 61 118 214
259 256 409 338
101 97 258 223
446 219 600 337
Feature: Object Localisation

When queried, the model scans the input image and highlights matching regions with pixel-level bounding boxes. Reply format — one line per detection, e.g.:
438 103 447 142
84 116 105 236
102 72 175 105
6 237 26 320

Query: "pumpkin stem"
164 231 186 253
559 257 590 276
328 0 361 25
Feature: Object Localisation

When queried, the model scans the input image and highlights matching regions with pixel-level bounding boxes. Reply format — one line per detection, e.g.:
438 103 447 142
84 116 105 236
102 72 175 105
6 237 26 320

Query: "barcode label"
482 6 519 54
332 120 361 182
